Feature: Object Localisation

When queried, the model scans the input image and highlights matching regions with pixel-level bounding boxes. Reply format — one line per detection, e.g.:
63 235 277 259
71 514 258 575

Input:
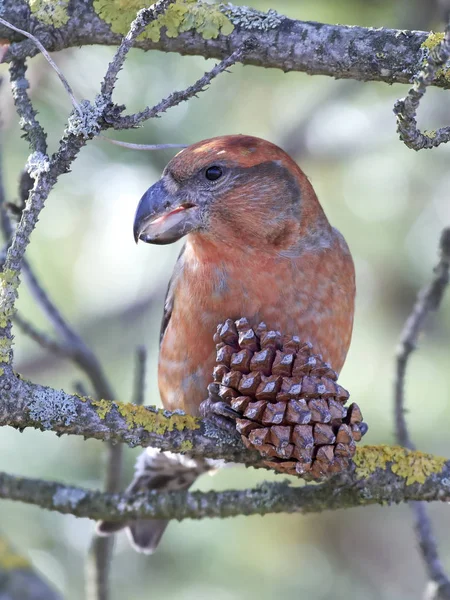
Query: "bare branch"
395 227 450 597
112 39 257 129
395 228 450 448
133 346 147 406
13 313 69 356
20 259 114 401
0 17 81 113
394 26 450 150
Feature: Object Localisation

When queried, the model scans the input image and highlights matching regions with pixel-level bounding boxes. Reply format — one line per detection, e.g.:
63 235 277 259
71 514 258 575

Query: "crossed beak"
133 179 200 245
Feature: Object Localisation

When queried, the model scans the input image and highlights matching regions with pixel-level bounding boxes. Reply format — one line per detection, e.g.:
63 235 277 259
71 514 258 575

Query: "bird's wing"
159 244 186 346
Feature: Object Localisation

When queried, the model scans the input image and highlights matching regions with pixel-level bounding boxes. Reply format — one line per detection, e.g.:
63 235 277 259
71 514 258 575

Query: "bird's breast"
158 236 355 416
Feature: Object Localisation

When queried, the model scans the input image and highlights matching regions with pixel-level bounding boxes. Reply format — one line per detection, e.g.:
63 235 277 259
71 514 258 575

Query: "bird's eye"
205 166 223 181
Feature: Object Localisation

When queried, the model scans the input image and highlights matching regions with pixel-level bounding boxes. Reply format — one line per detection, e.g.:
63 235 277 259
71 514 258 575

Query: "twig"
74 381 89 397
0 447 450 522
393 24 450 150
8 58 47 156
101 0 177 98
0 16 81 113
395 228 450 447
394 227 450 597
99 135 186 151
133 346 147 406
22 259 114 400
13 313 69 356
0 59 50 370
112 39 257 129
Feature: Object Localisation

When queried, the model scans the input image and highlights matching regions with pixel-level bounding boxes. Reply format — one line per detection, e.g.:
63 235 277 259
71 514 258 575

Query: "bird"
97 134 356 553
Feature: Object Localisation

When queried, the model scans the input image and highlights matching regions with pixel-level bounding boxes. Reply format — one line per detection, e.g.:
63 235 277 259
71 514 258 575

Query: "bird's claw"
199 385 241 433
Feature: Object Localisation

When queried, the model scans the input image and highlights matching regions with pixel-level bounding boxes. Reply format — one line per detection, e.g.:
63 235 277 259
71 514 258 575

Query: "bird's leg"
199 383 241 433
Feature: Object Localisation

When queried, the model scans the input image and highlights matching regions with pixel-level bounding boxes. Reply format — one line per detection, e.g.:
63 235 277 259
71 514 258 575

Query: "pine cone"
210 318 366 481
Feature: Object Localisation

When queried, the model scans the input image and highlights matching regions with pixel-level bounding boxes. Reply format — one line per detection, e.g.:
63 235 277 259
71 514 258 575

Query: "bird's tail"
96 448 212 554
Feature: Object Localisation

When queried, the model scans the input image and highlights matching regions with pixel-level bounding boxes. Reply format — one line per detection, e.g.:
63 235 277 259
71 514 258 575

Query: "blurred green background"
1 1 450 598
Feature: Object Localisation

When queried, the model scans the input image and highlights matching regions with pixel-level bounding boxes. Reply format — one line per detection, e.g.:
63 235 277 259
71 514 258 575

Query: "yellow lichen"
28 0 70 28
421 32 445 51
0 338 12 363
91 398 112 420
179 439 194 452
0 269 20 330
0 538 30 571
93 0 234 42
354 445 446 485
117 401 200 433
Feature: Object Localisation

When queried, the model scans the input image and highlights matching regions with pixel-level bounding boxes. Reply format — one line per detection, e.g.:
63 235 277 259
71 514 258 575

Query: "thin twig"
13 313 69 356
74 381 89 397
0 17 81 113
394 227 450 597
0 59 50 370
393 24 450 150
21 259 115 400
395 228 450 447
133 346 147 406
101 0 176 98
112 39 257 129
8 58 47 156
99 135 186 151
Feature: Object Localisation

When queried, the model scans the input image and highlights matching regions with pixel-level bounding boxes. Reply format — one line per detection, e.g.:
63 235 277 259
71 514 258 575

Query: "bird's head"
133 135 329 253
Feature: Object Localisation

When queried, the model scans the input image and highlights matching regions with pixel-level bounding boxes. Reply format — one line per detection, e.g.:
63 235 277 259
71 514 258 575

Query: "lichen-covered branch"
0 1 449 88
0 445 449 523
0 374 448 492
0 374 259 464
394 26 450 149
0 534 61 600
100 0 177 98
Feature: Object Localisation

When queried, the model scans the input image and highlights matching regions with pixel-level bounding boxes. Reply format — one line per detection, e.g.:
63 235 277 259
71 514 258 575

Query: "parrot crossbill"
97 135 355 553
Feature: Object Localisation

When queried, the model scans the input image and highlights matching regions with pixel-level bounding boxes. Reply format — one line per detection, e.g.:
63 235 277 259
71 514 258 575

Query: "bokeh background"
1 1 450 598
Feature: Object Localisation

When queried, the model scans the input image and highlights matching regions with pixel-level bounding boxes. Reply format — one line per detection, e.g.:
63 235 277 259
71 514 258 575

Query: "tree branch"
0 375 256 463
395 228 450 448
111 38 257 129
0 2 448 88
0 445 449 522
100 0 177 98
0 16 81 113
395 227 450 598
394 24 450 150
132 346 147 407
